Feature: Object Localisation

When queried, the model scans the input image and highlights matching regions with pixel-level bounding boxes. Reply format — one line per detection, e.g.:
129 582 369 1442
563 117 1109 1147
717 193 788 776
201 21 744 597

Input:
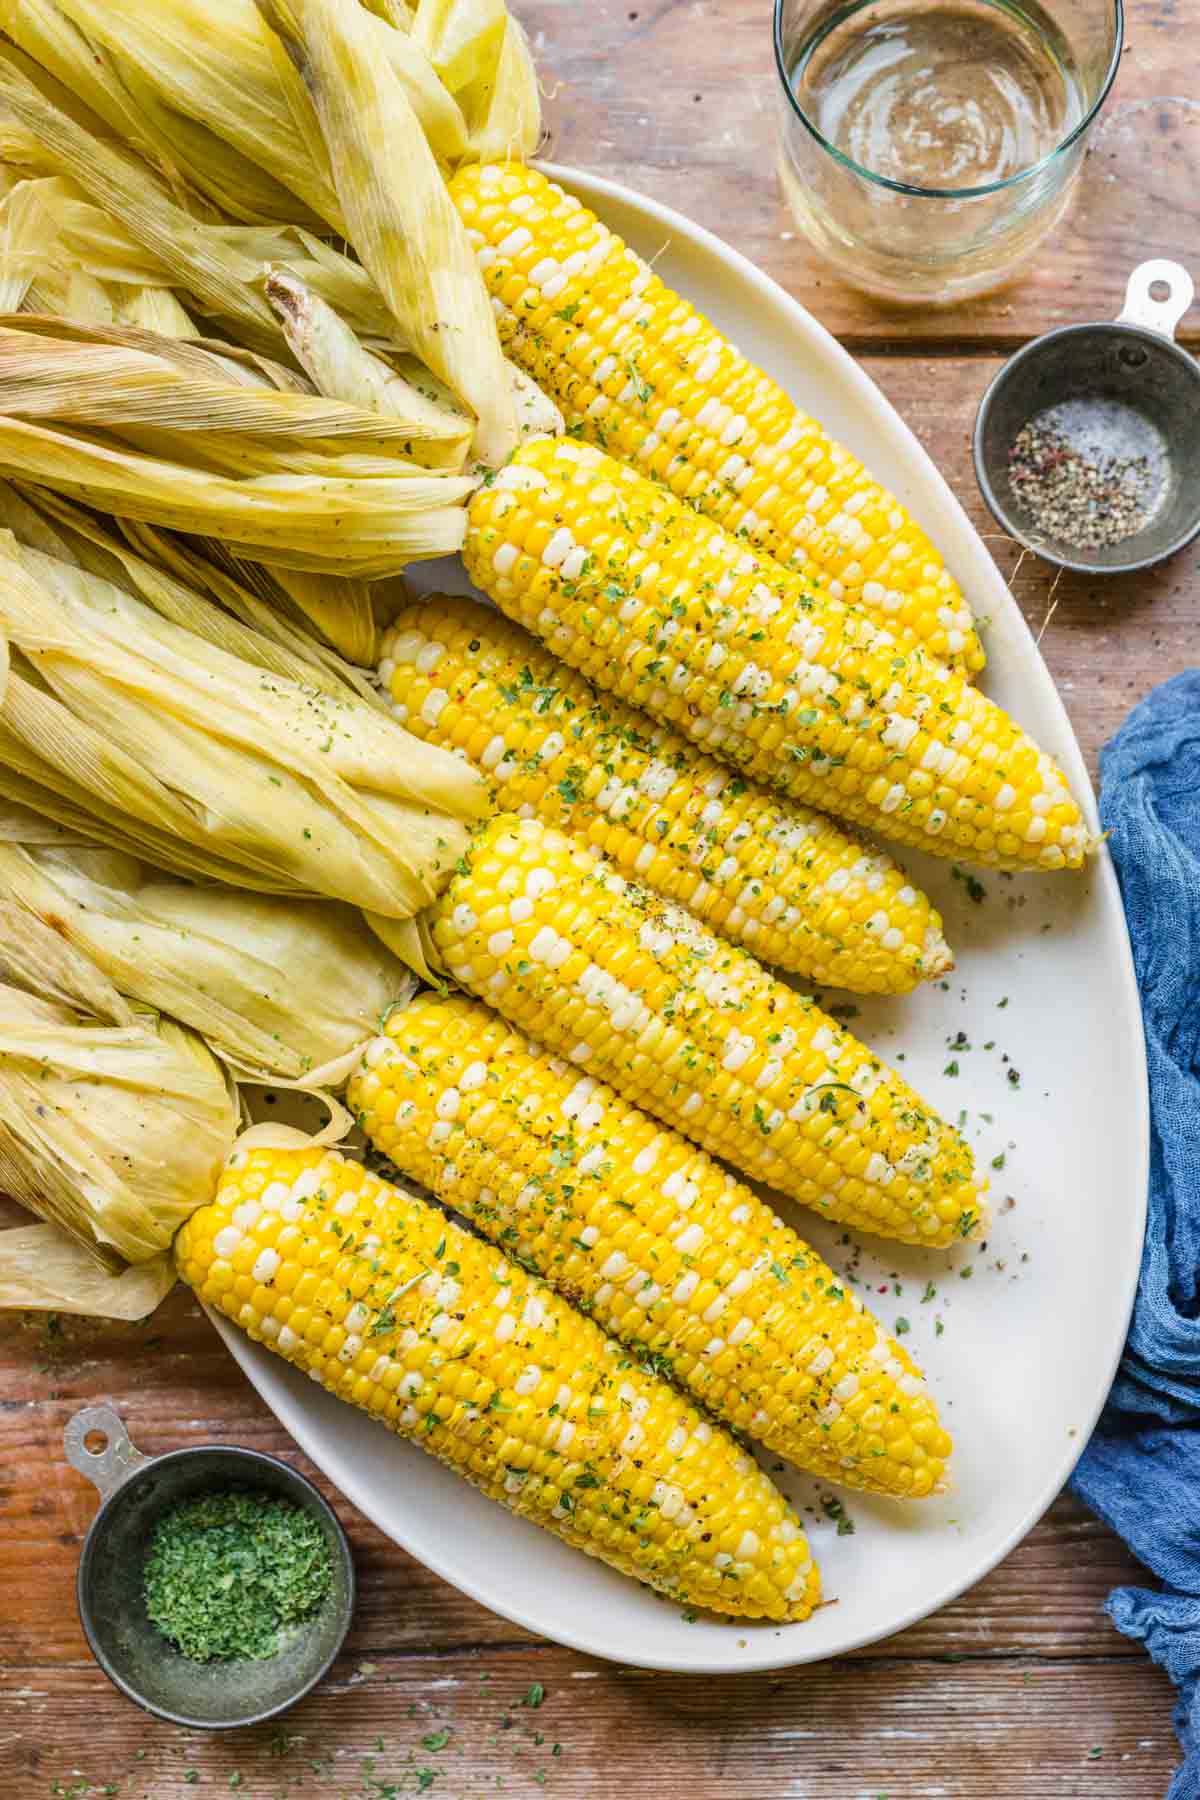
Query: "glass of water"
774 0 1122 302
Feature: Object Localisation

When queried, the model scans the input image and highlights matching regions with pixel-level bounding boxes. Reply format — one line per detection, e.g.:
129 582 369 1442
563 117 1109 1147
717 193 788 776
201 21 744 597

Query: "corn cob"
464 438 1089 872
450 160 984 676
176 1144 820 1621
428 816 986 1247
381 597 952 993
352 991 953 1496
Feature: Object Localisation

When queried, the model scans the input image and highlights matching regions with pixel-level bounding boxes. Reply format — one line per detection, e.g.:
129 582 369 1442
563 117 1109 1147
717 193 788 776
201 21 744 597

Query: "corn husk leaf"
49 0 468 204
37 177 199 285
362 905 441 983
110 515 385 698
0 532 486 915
0 0 326 224
0 882 128 1017
412 0 538 157
0 0 164 168
0 54 285 352
0 836 418 1080
260 0 517 466
24 261 116 322
116 285 197 337
0 317 442 457
362 0 415 27
36 180 407 354
0 481 386 708
0 907 238 1268
266 267 472 470
468 13 540 161
283 228 407 347
412 0 505 100
23 0 343 223
259 561 381 663
0 176 60 309
0 1222 175 1316
0 413 472 576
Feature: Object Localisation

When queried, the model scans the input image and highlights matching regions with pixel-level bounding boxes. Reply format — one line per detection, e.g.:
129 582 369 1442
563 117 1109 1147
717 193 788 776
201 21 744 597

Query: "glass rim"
772 0 1125 200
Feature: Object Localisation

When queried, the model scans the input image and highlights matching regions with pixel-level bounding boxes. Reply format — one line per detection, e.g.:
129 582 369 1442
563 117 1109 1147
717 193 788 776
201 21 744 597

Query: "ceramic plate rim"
212 161 1149 1673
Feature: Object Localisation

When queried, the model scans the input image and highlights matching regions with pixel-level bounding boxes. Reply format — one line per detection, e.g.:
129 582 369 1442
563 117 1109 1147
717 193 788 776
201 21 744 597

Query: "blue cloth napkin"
1070 669 1200 1800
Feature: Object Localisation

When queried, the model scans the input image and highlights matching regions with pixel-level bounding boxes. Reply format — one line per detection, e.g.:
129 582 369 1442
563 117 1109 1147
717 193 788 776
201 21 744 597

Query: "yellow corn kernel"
452 160 984 675
381 595 953 992
428 816 988 1248
463 438 1090 872
351 990 953 1497
176 1144 819 1622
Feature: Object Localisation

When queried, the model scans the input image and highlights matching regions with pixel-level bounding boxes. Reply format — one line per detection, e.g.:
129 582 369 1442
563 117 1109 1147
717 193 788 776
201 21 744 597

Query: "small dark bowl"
974 312 1200 575
68 1407 354 1729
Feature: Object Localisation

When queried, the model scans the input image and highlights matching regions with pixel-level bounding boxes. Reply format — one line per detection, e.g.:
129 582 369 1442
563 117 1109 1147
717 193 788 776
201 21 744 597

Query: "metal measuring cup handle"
64 1404 150 1502
1117 259 1195 341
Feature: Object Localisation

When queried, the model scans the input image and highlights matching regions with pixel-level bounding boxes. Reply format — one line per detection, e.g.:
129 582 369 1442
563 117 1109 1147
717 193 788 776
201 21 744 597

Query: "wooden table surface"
2 4 1196 1796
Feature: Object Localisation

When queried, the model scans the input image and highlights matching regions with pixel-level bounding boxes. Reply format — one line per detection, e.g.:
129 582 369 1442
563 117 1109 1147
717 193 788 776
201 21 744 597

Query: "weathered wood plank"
0 1351 1158 1669
527 0 1197 348
1 334 1189 1794
1 1649 1177 1799
0 1244 1158 1663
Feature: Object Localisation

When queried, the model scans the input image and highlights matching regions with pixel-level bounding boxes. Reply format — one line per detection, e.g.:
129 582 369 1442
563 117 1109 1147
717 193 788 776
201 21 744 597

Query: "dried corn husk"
0 531 486 914
43 0 469 206
362 0 416 26
0 906 238 1270
0 1221 176 1316
116 286 197 336
265 264 553 463
33 179 406 353
413 0 505 101
262 0 517 466
0 316 443 456
2 0 342 222
0 55 285 351
411 0 539 158
0 481 386 708
256 562 381 663
0 2 158 162
0 316 477 555
110 517 383 680
0 176 59 308
0 0 325 224
0 835 418 1080
266 267 472 467
0 414 473 576
468 12 540 161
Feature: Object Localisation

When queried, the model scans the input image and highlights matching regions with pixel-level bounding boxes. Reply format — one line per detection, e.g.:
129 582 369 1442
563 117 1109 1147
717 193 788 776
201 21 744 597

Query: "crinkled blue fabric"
1070 670 1200 1800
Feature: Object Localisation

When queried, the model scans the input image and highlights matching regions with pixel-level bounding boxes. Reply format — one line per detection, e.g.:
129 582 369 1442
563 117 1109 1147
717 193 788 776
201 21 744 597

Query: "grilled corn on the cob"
380 596 952 993
177 1143 821 1621
464 438 1089 872
451 161 984 675
351 991 953 1496
427 816 987 1247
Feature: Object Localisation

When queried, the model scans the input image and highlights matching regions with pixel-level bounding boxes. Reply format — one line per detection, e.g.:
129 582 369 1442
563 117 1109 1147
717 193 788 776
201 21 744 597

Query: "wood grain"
527 0 1200 348
0 1650 1179 1799
0 352 1190 1791
0 1279 1166 1670
2 5 1196 1791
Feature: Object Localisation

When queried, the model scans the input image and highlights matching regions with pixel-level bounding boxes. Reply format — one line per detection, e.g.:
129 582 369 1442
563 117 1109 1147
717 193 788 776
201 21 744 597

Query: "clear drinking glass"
774 0 1123 302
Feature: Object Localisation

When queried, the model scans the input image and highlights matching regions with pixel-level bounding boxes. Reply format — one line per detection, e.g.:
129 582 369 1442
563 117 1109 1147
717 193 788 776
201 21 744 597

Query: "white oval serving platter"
213 162 1149 1674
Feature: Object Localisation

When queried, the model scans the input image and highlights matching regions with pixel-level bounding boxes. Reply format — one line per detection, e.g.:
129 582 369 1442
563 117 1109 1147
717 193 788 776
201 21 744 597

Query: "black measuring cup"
974 259 1200 574
65 1404 355 1728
